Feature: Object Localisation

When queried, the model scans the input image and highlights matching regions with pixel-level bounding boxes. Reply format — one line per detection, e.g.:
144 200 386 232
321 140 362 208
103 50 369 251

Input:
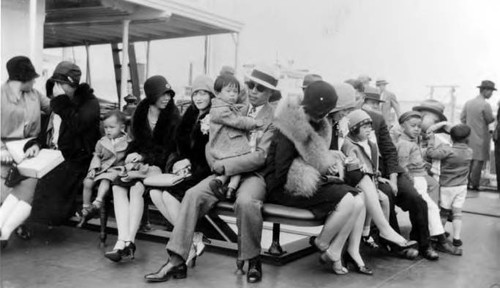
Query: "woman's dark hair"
350 126 361 136
46 79 55 99
214 74 240 93
103 110 127 125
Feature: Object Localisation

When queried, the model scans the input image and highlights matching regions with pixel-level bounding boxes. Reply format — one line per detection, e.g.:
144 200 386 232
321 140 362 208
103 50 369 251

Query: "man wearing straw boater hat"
145 65 279 284
460 80 496 190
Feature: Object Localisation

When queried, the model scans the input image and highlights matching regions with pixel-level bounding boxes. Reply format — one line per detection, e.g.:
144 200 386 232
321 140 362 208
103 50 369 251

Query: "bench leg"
267 223 286 256
99 200 109 248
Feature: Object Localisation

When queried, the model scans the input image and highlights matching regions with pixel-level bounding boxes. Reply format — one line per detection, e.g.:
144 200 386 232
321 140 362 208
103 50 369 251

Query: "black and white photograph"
1 0 499 287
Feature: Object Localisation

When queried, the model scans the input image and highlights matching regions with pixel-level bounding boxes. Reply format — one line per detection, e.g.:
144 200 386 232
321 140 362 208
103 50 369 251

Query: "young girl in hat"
341 109 420 260
341 109 391 251
207 74 263 201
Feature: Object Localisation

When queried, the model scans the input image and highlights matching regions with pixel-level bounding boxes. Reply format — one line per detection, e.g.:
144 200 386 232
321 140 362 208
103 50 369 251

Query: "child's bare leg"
82 178 95 207
93 180 110 208
378 190 390 220
216 175 229 184
451 207 463 246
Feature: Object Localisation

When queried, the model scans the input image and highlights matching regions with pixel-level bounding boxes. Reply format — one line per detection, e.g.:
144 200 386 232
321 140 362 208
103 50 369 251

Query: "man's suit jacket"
208 102 275 177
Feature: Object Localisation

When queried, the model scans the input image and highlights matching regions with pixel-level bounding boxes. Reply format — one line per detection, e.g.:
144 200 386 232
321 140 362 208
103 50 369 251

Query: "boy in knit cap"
426 124 472 249
396 111 458 257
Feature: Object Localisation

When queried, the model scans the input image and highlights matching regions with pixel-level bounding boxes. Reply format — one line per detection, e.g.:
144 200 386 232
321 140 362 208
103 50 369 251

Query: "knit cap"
346 109 372 131
191 75 215 96
450 124 471 141
399 111 422 124
302 81 338 119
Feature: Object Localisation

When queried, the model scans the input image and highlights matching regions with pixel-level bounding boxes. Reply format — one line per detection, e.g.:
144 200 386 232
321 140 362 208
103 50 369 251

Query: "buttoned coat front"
460 95 495 160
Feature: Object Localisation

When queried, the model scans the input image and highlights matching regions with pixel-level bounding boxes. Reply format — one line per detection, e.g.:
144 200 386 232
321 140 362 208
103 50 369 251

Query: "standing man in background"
377 78 401 127
460 80 496 190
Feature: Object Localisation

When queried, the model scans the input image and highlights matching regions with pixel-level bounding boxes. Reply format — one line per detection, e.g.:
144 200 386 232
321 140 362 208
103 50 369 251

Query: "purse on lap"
5 164 27 188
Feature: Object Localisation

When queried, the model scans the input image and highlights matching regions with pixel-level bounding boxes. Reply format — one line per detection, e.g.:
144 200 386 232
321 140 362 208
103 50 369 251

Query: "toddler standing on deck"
208 74 263 201
426 124 472 249
78 110 129 226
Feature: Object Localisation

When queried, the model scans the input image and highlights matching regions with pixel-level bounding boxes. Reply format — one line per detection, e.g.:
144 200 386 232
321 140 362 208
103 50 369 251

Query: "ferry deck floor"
1 190 499 288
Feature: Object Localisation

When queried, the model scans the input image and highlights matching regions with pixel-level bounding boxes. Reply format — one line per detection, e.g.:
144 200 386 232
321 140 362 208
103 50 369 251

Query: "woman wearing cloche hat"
105 75 181 262
149 75 215 266
265 81 368 275
29 61 101 231
0 56 50 248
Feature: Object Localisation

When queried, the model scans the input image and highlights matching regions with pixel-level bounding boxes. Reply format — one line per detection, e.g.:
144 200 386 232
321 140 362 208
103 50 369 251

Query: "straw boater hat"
246 65 280 91
375 78 389 86
412 99 447 122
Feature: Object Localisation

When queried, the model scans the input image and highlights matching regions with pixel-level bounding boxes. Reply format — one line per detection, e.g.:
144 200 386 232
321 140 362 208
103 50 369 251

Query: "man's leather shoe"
422 246 439 261
144 261 187 283
247 257 262 283
434 241 462 256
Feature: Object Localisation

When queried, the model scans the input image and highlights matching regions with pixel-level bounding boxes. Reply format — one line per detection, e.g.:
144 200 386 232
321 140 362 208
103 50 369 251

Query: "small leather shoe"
435 241 462 256
422 247 439 261
247 257 262 283
144 261 187 283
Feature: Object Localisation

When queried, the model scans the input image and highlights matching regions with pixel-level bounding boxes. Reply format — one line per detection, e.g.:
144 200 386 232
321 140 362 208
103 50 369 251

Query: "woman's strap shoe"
104 249 125 262
344 252 373 275
144 261 187 283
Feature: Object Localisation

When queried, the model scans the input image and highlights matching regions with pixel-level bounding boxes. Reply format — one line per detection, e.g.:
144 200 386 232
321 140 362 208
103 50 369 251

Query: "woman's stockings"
358 176 407 244
112 185 130 249
315 194 355 251
347 195 366 266
128 182 145 242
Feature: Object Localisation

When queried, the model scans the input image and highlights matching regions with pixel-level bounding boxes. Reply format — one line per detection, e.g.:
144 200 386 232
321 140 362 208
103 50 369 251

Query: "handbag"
143 173 186 187
5 165 27 188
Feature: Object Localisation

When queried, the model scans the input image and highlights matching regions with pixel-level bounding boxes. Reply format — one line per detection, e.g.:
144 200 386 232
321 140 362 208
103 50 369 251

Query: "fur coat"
171 104 211 181
272 95 340 198
40 83 101 163
127 98 180 170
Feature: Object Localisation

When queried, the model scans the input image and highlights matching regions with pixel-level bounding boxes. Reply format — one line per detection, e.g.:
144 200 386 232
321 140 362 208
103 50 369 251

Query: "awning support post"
120 19 131 109
231 33 239 74
85 43 91 85
145 40 151 79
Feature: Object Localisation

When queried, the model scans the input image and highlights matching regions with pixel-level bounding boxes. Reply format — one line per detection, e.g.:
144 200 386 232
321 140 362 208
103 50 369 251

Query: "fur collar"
132 98 180 145
274 95 335 198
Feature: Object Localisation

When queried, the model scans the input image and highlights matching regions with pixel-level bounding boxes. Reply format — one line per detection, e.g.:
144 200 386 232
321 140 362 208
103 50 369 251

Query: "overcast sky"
226 0 500 107
45 0 500 118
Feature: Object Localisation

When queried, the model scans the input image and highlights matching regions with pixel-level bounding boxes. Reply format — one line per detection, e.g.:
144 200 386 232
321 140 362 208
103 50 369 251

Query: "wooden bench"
87 183 324 265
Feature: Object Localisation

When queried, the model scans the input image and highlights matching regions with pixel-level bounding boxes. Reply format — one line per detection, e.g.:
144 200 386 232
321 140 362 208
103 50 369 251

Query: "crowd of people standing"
0 55 497 284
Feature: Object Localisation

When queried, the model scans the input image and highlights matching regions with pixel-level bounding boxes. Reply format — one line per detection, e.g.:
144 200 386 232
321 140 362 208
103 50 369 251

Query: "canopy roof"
44 0 243 48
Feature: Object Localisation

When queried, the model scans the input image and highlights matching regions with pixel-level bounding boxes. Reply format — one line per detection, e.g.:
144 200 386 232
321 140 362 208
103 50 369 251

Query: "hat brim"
364 96 385 103
412 106 447 121
330 101 357 113
477 85 497 91
245 73 279 91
